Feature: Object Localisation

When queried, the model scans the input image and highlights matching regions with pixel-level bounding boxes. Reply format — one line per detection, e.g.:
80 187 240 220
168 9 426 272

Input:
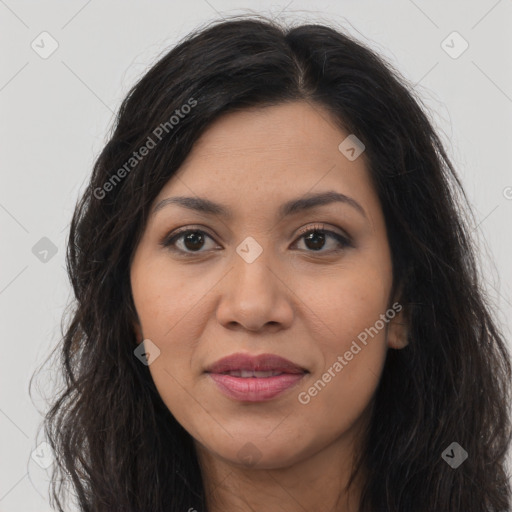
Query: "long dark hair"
33 14 511 512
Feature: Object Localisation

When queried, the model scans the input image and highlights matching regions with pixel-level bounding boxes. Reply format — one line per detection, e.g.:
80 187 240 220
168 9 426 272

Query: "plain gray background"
1 1 511 510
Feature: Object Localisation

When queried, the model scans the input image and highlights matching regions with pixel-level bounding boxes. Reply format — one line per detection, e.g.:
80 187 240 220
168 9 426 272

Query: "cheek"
130 256 207 399
293 258 391 423
296 252 392 351
131 254 212 340
295 339 386 458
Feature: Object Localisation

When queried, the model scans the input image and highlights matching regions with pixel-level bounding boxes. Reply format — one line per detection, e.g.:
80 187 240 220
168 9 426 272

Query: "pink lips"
205 353 307 402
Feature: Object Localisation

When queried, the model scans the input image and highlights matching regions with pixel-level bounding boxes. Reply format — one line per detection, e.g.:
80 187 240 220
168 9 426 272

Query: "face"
130 101 407 470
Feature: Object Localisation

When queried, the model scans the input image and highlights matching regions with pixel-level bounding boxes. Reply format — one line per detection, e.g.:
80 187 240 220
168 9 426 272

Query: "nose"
215 248 294 332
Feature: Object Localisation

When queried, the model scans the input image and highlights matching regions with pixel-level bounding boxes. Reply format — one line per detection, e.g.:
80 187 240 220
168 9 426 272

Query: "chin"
203 434 309 470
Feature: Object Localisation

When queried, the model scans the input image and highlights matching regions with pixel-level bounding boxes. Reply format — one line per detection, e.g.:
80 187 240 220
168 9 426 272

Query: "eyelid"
296 222 350 240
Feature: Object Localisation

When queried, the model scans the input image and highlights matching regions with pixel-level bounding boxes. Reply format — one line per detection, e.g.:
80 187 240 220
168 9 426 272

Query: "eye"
160 228 219 255
160 223 352 256
292 224 352 253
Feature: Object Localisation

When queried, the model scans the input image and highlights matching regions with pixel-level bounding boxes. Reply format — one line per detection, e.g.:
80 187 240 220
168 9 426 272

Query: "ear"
387 302 409 349
127 298 144 343
133 321 143 344
130 308 143 343
385 276 410 350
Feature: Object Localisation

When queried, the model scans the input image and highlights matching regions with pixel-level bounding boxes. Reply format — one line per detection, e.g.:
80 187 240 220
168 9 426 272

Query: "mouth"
205 352 308 375
205 353 309 402
215 369 291 378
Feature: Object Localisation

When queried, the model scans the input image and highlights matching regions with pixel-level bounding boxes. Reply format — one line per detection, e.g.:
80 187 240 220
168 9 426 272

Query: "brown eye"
294 228 352 253
180 231 206 251
161 229 219 254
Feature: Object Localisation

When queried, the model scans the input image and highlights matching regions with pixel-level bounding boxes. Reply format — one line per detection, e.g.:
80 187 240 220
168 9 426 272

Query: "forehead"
179 101 359 167
152 101 378 223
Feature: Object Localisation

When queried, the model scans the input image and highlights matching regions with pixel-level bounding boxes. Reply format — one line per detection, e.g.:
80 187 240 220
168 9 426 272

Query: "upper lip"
205 353 308 374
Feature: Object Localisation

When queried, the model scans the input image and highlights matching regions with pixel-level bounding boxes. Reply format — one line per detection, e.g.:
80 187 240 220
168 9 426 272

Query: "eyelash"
160 223 353 257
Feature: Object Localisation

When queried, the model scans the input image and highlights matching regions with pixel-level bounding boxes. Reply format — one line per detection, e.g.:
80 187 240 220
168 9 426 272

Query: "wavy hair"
33 14 511 512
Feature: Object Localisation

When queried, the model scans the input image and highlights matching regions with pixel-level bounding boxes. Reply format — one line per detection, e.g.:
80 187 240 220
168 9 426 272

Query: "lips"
205 353 307 375
205 353 308 402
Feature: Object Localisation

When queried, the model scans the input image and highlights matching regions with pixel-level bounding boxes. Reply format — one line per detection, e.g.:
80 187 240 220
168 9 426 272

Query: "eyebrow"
151 191 367 221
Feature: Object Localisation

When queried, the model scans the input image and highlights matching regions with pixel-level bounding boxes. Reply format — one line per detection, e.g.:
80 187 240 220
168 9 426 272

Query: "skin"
130 101 409 512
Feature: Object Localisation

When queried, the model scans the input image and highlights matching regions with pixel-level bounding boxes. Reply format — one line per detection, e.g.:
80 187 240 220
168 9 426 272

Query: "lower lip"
207 373 305 402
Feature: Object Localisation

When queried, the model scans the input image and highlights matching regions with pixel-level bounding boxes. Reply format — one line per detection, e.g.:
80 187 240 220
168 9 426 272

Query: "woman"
38 15 511 512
